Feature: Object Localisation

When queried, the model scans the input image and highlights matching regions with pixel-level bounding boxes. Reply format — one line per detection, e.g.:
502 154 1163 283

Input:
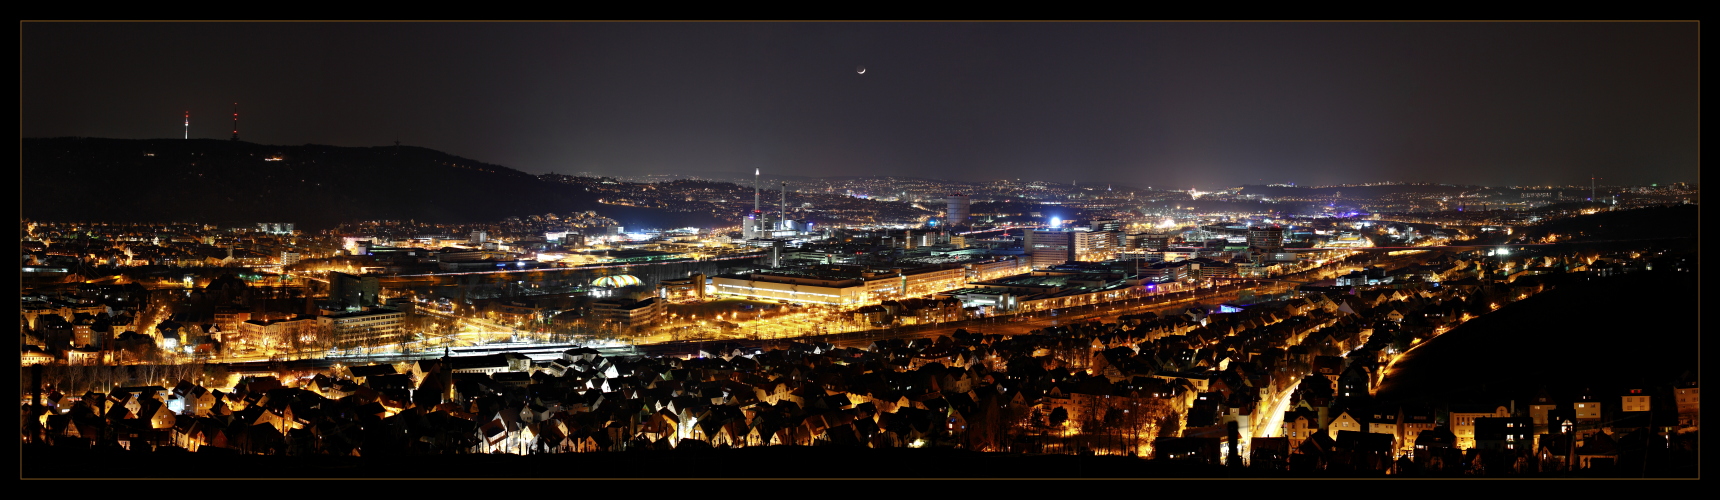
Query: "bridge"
1279 236 1691 253
1278 243 1554 253
1207 276 1322 285
957 224 1045 236
368 252 772 301
220 341 642 372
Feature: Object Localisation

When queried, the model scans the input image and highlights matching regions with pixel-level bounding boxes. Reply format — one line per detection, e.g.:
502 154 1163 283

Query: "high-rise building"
946 193 971 226
1129 233 1172 251
1074 230 1120 261
328 272 381 309
1025 229 1074 269
1248 226 1284 251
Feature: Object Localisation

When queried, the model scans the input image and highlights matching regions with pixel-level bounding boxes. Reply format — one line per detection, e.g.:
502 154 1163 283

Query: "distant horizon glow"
20 22 1697 187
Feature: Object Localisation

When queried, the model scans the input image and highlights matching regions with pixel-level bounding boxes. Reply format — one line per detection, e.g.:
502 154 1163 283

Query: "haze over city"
23 22 1698 188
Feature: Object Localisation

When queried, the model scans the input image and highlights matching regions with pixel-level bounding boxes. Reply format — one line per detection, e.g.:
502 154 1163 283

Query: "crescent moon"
857 66 866 74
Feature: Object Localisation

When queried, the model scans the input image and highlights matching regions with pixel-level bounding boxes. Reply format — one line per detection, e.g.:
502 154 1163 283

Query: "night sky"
23 22 1698 188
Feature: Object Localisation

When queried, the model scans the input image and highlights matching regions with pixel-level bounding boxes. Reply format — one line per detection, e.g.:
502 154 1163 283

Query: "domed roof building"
592 275 642 288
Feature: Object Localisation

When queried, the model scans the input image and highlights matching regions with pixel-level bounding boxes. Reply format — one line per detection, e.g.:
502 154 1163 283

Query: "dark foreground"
22 444 1245 478
24 444 1675 478
1374 269 1699 405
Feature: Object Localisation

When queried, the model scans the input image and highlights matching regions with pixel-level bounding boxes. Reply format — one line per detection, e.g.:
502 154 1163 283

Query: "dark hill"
1517 204 1697 243
22 137 717 230
1374 269 1698 407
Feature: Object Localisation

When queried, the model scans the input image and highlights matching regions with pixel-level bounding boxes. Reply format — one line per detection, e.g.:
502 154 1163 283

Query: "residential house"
1528 388 1557 433
1327 407 1366 440
1449 403 1511 450
1292 431 1338 472
1335 430 1396 472
1249 436 1290 471
1154 436 1221 464
1399 407 1437 455
1674 383 1698 427
1574 431 1618 470
1620 388 1651 413
1311 355 1344 386
1413 426 1458 471
21 345 55 365
1367 407 1402 450
1574 392 1602 422
68 345 102 365
1282 409 1320 441
1472 416 1533 455
1534 432 1575 472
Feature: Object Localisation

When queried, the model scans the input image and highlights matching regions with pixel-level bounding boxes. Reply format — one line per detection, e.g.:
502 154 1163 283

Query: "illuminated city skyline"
20 20 1698 479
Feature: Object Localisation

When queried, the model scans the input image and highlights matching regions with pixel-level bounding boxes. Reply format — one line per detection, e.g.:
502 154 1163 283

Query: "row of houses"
22 276 1485 463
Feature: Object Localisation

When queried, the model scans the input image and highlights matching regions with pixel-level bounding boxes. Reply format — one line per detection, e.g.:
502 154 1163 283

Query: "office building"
318 308 406 348
1128 233 1172 252
1025 229 1075 269
656 273 708 303
1074 229 1121 262
712 272 869 306
1248 226 1284 251
591 297 663 333
328 272 381 309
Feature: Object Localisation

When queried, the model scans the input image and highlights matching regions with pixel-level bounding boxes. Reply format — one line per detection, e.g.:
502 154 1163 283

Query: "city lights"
18 21 1697 479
